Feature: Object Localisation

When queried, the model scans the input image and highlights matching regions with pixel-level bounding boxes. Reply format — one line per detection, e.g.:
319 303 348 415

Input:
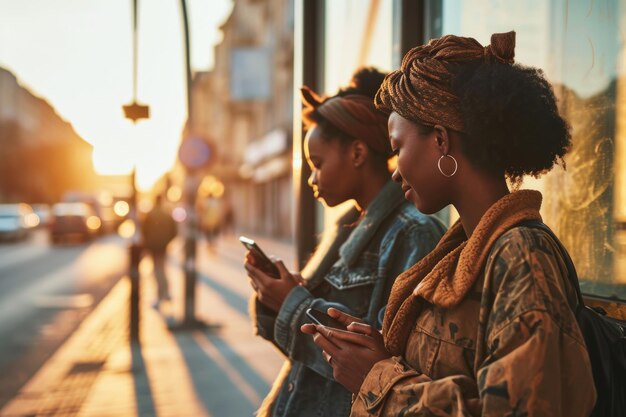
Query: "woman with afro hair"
245 68 445 417
303 32 596 417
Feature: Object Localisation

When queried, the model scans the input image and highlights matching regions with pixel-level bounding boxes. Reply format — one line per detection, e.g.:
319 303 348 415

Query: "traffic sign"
178 136 213 170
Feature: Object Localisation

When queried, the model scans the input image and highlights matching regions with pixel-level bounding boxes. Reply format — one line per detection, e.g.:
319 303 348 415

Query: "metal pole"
180 0 192 123
179 0 200 327
129 168 141 342
132 0 138 101
128 0 141 343
293 0 323 269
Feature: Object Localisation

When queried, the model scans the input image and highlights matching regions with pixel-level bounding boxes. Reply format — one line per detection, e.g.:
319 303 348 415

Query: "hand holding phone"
305 308 348 331
240 236 280 278
304 308 390 394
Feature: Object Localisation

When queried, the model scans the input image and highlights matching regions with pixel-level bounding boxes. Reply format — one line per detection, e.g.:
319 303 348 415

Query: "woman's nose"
308 170 317 187
391 168 402 183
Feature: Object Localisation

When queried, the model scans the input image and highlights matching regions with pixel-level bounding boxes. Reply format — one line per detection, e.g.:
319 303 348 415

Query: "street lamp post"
123 0 203 334
123 0 150 343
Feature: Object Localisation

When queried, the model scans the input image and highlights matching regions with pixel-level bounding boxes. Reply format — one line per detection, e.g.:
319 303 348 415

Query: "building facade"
191 0 295 239
0 67 96 203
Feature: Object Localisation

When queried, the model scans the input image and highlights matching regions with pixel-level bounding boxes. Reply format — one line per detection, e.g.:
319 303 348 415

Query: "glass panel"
317 0 395 231
324 0 394 95
440 0 626 300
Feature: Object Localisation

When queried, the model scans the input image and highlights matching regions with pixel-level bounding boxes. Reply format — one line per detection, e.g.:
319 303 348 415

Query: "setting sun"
0 0 233 192
91 116 181 191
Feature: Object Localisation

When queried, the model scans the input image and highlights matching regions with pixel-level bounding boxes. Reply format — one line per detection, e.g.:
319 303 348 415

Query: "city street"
2 1 625 415
0 230 127 407
0 230 291 416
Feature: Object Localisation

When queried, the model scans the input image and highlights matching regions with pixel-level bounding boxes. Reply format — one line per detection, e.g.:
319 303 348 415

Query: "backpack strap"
516 220 586 311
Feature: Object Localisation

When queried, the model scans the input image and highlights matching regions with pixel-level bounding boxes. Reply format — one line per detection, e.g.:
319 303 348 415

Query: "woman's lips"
401 184 412 199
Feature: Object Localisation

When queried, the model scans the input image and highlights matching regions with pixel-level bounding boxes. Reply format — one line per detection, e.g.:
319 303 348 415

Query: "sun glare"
93 146 135 176
0 0 234 193
117 219 136 239
91 116 181 191
113 201 130 217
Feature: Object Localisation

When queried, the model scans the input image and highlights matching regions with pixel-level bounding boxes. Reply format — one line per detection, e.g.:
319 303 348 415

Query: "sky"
0 0 233 190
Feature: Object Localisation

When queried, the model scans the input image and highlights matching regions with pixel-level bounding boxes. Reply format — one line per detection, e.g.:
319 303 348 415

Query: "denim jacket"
250 181 446 417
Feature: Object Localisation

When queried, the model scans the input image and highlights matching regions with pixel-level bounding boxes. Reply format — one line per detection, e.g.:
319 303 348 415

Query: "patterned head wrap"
375 31 516 132
301 86 391 156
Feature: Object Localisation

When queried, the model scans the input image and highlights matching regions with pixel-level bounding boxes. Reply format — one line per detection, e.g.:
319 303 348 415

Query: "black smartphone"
240 236 280 278
305 308 348 331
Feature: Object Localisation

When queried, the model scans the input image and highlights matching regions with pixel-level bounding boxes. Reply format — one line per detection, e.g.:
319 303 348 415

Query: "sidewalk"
0 233 295 417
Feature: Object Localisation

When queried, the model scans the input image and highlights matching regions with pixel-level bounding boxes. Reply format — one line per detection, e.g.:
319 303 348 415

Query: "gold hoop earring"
437 154 458 177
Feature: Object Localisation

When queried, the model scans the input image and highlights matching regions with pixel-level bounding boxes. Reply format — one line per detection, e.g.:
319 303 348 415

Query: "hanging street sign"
122 101 150 122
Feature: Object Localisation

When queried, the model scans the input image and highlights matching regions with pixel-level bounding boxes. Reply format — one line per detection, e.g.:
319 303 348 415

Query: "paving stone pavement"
0 234 293 417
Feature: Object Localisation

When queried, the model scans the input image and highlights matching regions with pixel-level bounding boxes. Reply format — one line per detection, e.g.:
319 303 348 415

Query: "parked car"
49 202 101 243
61 191 116 234
0 203 38 241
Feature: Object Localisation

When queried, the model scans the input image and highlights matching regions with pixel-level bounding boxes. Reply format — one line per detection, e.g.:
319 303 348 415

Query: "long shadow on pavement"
196 271 249 316
204 331 271 399
131 343 157 417
173 331 270 416
165 254 249 317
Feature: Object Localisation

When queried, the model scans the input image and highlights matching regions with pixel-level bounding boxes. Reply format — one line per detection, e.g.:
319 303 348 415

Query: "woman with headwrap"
245 68 446 417
303 33 596 417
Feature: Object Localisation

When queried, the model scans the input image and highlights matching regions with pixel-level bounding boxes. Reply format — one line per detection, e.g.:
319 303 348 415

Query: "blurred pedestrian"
141 194 177 308
245 68 446 417
220 193 235 236
305 32 596 417
200 195 222 247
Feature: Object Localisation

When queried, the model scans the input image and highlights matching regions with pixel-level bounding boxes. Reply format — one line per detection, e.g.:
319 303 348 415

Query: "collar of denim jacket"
302 205 361 288
339 180 406 267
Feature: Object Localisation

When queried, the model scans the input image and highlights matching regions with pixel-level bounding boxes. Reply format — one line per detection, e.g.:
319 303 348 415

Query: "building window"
438 0 626 300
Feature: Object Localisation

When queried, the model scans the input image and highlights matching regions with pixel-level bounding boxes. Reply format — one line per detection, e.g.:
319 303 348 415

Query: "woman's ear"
351 140 369 168
433 125 451 155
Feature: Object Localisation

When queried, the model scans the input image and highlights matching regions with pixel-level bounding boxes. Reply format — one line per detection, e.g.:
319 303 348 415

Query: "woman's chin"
410 192 436 215
414 199 445 216
317 194 344 207
320 197 338 207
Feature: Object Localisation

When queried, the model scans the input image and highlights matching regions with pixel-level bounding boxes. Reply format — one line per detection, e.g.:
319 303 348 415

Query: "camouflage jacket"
352 191 596 417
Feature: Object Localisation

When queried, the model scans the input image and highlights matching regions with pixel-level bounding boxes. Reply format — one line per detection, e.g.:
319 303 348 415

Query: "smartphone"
305 308 348 331
240 236 280 278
